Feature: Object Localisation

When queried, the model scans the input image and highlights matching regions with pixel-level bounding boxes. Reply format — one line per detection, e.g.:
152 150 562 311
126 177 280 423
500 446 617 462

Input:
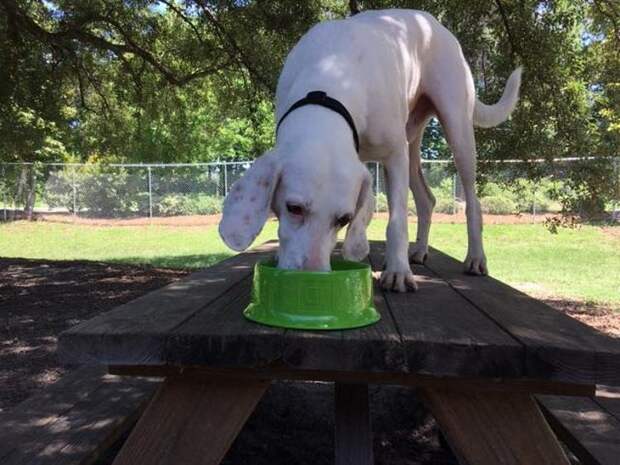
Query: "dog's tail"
473 67 522 128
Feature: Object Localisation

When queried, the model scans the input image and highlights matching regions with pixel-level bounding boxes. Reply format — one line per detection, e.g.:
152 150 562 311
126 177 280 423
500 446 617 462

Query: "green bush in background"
480 195 517 215
44 165 146 216
156 194 222 216
375 192 388 213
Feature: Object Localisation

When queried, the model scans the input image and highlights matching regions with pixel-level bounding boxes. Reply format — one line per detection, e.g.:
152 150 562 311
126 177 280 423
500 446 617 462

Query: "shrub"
480 194 517 214
43 165 226 217
156 194 222 216
78 167 144 216
154 169 219 196
375 192 388 212
44 170 76 212
189 194 222 215
435 195 457 214
509 178 558 213
44 166 145 216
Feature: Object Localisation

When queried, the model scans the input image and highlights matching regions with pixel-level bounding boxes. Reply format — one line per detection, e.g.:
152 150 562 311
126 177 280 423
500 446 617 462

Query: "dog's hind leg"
406 97 435 264
439 110 487 275
429 80 487 275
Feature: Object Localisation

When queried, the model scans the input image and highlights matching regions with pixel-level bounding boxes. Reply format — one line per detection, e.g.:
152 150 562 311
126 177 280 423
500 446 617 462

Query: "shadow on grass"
105 253 234 270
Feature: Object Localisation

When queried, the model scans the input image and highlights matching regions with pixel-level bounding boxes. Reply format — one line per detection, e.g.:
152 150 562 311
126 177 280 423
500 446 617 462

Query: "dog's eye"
335 214 352 228
286 203 304 216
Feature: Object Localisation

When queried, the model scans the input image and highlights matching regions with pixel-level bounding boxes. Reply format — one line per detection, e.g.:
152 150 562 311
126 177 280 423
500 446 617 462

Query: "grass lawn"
1 219 619 308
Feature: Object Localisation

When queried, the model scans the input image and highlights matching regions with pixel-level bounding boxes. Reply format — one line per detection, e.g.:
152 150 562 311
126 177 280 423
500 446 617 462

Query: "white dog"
219 9 521 292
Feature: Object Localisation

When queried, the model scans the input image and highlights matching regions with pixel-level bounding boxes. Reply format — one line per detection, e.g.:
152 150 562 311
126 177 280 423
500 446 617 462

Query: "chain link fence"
1 158 619 222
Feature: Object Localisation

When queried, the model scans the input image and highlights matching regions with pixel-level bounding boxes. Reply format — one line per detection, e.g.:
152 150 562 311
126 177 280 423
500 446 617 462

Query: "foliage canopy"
1 0 618 213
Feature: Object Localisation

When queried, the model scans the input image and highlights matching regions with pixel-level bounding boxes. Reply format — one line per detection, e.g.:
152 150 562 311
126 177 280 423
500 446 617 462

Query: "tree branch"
494 0 517 64
593 0 620 43
192 0 275 93
0 0 230 86
158 0 205 45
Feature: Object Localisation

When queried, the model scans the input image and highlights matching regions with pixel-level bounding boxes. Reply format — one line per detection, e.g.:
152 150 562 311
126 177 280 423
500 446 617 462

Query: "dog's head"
219 147 374 270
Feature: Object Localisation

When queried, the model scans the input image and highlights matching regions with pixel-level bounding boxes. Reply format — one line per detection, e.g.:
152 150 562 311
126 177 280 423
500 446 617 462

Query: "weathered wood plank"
335 383 374 465
0 367 108 458
0 367 158 465
421 245 620 385
280 269 406 372
166 276 285 367
423 389 570 465
538 395 620 465
109 365 595 396
369 243 523 378
60 240 620 384
594 385 620 423
59 243 277 365
112 376 269 465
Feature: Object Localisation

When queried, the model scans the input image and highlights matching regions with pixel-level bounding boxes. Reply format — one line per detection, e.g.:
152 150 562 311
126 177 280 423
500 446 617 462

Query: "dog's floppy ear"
343 170 375 261
219 150 281 251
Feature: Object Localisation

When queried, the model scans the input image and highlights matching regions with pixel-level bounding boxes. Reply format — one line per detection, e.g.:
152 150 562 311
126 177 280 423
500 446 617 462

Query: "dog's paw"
464 254 488 276
409 244 429 264
380 268 418 292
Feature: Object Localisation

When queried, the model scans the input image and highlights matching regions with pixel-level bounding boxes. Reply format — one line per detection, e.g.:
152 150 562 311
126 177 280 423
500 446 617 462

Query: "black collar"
276 91 360 152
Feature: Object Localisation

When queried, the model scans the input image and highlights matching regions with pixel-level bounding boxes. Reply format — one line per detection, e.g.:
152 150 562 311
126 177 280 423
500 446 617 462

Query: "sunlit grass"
1 219 619 307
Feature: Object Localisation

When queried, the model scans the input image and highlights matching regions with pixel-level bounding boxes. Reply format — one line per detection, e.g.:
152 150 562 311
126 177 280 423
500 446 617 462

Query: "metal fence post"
147 166 153 219
452 173 457 215
532 185 537 223
614 157 620 221
72 166 77 217
223 161 229 196
1 165 6 222
374 162 380 213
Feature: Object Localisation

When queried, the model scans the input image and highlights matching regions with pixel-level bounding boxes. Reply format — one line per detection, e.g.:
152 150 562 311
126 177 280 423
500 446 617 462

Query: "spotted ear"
219 150 281 251
343 170 374 261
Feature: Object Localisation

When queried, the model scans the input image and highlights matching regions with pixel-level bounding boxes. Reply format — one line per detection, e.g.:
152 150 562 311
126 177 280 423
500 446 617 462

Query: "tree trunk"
349 0 360 16
14 165 37 220
25 165 36 220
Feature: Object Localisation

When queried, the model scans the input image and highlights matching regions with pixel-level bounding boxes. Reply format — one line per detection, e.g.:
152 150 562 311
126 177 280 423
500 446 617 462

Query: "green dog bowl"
244 260 380 330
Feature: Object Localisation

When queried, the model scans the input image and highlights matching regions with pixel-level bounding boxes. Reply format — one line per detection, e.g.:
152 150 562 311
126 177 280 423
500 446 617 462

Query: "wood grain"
594 385 620 423
422 388 570 465
538 395 620 465
280 267 406 372
109 365 595 396
59 243 277 365
0 367 158 465
112 376 269 465
335 383 374 465
166 276 286 367
369 244 523 377
61 240 620 384
420 244 620 385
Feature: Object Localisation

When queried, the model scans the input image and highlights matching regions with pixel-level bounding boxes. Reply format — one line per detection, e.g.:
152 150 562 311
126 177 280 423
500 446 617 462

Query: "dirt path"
36 212 557 227
0 258 188 412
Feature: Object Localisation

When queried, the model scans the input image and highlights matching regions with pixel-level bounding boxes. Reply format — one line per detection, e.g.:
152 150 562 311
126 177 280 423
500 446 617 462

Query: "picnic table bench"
58 240 620 465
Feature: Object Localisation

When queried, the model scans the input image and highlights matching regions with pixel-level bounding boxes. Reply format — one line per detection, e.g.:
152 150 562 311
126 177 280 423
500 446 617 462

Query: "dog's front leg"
382 151 417 292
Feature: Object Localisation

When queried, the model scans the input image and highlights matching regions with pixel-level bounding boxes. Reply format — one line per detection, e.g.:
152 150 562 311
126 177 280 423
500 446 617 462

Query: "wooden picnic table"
59 240 620 465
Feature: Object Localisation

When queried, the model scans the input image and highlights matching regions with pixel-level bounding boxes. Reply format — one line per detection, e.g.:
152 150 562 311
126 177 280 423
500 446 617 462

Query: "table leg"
335 382 374 465
112 376 269 465
420 388 570 465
